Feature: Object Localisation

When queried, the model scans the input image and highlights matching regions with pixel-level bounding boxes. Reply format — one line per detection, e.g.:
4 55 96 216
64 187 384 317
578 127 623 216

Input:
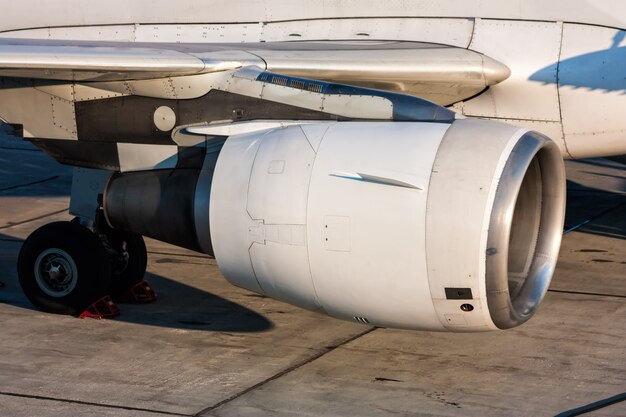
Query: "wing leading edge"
0 38 510 105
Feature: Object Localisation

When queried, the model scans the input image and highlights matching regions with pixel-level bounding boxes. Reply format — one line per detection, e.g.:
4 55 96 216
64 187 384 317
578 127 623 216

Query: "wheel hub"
34 248 78 297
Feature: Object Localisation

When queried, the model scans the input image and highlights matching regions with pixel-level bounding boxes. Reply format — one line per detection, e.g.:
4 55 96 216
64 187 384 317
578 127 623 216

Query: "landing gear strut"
88 208 148 299
18 209 151 316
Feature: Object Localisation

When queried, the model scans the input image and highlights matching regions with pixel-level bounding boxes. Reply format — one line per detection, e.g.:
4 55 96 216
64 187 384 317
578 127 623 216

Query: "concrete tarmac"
0 125 624 417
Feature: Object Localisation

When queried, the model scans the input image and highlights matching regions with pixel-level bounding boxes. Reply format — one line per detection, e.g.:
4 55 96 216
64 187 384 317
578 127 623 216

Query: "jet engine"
104 119 566 331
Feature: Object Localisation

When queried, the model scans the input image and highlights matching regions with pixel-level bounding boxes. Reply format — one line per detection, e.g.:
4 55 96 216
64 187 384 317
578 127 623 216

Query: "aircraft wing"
0 37 569 334
0 39 252 81
0 38 510 105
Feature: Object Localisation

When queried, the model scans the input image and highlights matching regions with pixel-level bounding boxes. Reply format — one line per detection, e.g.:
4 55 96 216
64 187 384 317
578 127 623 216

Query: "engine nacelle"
209 120 566 331
104 119 565 331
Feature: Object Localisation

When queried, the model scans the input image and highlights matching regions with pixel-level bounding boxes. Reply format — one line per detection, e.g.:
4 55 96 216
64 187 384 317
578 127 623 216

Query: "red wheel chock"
78 295 120 319
119 280 157 303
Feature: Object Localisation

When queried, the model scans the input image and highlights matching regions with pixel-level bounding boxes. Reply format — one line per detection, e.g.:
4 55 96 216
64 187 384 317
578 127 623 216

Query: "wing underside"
0 38 510 105
0 38 511 170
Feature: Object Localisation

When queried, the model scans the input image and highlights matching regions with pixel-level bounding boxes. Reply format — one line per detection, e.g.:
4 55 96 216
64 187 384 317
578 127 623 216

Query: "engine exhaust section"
104 119 566 331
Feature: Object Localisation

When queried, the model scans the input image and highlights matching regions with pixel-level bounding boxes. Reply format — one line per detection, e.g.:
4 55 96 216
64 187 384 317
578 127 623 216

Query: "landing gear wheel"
106 230 147 298
17 221 112 315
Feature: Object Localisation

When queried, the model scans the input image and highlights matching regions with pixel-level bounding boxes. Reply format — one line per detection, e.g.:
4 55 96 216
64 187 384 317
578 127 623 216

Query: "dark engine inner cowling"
103 140 223 255
104 169 204 252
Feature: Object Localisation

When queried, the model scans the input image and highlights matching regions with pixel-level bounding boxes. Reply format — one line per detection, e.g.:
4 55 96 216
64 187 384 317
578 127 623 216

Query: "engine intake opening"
486 132 566 329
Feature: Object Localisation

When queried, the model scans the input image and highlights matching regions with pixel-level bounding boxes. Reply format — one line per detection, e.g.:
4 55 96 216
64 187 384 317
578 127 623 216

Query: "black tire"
107 230 147 298
17 221 112 315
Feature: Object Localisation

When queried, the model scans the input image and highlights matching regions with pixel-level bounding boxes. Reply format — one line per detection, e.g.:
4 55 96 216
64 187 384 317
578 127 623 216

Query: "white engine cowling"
209 119 566 331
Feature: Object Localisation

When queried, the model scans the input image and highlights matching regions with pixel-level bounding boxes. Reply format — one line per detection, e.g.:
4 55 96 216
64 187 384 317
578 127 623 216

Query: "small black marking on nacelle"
445 287 473 300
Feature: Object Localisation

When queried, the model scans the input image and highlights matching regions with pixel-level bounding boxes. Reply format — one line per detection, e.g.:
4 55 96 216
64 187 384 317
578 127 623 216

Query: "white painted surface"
185 120 323 137
475 118 568 158
0 0 622 33
69 167 113 220
209 129 266 294
261 18 474 47
559 24 626 158
321 94 393 119
426 120 525 331
0 80 79 140
117 143 178 172
210 120 562 330
306 122 448 330
221 66 395 120
463 19 562 121
134 23 263 43
153 106 176 132
247 126 316 225
0 25 136 41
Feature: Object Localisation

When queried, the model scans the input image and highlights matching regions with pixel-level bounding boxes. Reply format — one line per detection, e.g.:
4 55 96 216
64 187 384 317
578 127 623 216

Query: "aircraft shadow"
0 128 73 198
529 32 625 93
565 160 626 241
0 234 273 333
115 270 274 332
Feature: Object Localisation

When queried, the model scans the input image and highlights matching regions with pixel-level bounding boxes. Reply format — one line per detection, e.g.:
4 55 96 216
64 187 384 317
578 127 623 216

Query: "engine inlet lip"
485 132 566 329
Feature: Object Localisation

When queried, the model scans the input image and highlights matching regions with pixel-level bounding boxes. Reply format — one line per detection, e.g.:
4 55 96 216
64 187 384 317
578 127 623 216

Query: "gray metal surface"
0 39 508 104
0 126 624 416
259 45 510 105
486 132 566 329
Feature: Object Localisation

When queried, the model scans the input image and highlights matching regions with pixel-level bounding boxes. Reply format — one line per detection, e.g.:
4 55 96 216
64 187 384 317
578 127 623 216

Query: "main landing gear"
17 212 155 318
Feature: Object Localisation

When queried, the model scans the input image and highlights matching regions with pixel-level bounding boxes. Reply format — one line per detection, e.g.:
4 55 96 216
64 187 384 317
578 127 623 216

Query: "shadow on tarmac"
564 158 626 240
0 233 273 333
3 156 625 334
